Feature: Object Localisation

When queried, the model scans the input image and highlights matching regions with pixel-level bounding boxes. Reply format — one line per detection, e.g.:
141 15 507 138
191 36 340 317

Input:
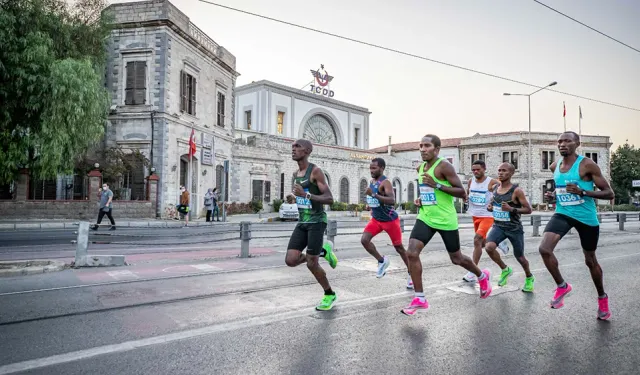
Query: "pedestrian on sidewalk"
204 188 220 222
92 183 116 231
177 185 190 227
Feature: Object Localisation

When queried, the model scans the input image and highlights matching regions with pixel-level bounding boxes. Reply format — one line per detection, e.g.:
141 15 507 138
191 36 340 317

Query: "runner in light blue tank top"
553 154 598 226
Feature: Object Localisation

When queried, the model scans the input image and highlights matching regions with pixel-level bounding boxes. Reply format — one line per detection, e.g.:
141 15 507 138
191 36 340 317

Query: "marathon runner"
539 131 614 320
402 134 492 316
485 163 535 292
285 139 339 311
361 157 412 288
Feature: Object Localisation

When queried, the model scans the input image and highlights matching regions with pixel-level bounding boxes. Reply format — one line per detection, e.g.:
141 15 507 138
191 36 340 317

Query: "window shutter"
252 180 262 201
133 62 147 105
264 181 271 202
125 62 135 105
190 76 197 116
180 70 186 112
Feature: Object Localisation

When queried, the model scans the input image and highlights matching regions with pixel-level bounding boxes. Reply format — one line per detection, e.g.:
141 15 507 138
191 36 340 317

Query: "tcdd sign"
310 64 335 98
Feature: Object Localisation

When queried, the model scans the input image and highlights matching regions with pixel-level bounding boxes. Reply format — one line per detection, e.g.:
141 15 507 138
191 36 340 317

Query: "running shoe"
316 294 337 311
463 271 477 282
479 269 492 298
550 283 572 309
401 297 429 316
498 240 510 255
323 240 338 269
498 266 513 287
376 256 390 278
597 295 611 320
407 274 414 290
522 275 535 293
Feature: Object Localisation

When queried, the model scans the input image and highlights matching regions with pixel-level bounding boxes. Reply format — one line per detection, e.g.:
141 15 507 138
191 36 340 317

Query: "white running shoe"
376 256 390 278
406 274 414 289
498 240 510 255
463 271 477 282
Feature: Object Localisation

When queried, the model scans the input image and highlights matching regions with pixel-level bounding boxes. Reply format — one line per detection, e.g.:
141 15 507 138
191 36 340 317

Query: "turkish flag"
563 102 566 118
189 128 196 157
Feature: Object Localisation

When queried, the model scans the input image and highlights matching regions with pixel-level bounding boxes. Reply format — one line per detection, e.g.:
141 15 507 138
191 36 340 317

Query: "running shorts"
409 219 460 253
544 213 600 252
364 217 403 246
287 222 327 256
487 226 525 258
473 216 494 239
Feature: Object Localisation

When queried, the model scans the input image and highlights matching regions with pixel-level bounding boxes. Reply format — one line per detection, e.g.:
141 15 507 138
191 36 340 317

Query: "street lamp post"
503 81 557 203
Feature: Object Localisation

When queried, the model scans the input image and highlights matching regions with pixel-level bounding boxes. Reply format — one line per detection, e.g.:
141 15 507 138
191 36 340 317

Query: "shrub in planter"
249 199 263 213
272 199 283 212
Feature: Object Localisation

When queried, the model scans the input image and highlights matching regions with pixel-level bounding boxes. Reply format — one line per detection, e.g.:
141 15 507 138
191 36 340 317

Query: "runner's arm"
513 188 532 214
309 167 334 205
582 160 615 200
439 163 467 199
375 179 395 205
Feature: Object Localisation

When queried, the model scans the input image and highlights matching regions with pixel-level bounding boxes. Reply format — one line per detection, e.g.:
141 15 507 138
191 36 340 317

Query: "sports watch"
435 183 442 190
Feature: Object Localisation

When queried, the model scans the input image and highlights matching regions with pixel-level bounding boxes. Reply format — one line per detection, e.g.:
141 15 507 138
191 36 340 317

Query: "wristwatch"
435 183 442 190
305 192 312 200
511 207 518 214
579 189 586 197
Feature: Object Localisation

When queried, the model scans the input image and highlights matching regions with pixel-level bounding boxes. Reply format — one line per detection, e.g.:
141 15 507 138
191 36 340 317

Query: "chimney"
387 136 392 155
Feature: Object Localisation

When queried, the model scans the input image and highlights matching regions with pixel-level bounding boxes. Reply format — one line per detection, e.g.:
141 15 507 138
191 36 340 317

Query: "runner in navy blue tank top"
361 158 411 288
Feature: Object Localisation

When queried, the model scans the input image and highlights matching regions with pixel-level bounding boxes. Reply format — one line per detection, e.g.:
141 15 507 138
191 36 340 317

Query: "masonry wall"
0 201 154 220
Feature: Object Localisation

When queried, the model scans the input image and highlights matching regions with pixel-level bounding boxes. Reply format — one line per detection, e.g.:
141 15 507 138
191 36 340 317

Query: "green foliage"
330 202 348 211
272 199 283 212
612 204 640 212
610 143 640 204
76 147 150 188
250 199 263 213
0 0 112 184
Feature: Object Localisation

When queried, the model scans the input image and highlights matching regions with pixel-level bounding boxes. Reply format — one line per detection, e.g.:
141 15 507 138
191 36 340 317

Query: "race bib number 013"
419 185 437 206
555 186 584 206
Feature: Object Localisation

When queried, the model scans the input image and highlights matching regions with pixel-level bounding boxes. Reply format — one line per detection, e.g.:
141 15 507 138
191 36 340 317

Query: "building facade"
104 0 239 217
235 80 371 149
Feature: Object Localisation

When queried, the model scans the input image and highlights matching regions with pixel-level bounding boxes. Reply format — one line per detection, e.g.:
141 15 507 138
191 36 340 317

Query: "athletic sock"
599 293 607 299
324 288 335 296
319 249 326 257
378 258 385 264
558 281 567 288
478 272 486 281
415 292 426 303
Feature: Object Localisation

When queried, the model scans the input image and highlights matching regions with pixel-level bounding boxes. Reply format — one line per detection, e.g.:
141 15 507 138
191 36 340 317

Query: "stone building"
103 0 238 217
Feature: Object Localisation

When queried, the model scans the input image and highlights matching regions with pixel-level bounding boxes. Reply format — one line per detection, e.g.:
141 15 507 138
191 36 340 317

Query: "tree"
0 0 112 184
610 142 640 204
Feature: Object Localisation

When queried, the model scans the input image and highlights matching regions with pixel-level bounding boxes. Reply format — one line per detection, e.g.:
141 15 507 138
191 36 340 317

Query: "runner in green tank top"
285 139 339 311
402 134 493 316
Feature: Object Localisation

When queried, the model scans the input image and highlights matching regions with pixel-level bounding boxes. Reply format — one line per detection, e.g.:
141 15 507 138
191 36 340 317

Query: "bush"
249 199 263 213
330 202 348 211
613 204 640 211
272 199 283 212
404 202 417 214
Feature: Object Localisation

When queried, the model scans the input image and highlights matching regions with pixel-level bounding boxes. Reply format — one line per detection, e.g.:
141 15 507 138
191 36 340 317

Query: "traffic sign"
633 180 640 188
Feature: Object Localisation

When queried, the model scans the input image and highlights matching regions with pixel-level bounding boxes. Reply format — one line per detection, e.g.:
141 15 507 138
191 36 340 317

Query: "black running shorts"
487 226 525 258
544 213 600 252
287 222 327 256
409 219 460 253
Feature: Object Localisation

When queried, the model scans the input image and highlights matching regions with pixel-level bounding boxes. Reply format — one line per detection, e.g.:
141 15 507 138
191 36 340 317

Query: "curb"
0 260 68 278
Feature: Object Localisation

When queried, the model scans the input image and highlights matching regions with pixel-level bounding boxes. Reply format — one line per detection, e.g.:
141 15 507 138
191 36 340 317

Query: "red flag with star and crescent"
189 128 196 157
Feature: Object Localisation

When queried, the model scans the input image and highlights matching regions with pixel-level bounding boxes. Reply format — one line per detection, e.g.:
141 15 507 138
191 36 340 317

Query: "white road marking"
0 251 639 374
106 270 139 280
189 264 221 271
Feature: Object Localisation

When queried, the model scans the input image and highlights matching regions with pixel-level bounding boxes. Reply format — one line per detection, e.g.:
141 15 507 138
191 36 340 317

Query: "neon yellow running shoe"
498 266 513 287
323 240 338 269
316 294 337 311
522 275 535 293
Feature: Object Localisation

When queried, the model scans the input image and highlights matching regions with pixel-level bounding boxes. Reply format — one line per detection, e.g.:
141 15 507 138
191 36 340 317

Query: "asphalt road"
0 226 639 374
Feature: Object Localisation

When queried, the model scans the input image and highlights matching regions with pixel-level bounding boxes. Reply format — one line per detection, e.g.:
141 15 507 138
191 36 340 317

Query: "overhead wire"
198 0 640 112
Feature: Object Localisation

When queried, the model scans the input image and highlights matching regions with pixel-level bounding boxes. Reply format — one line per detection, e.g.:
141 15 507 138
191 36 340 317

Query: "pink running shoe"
401 297 429 316
550 283 572 309
597 295 611 320
478 269 492 299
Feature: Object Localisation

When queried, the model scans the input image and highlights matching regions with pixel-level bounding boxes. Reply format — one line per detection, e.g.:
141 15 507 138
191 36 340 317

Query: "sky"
115 0 640 150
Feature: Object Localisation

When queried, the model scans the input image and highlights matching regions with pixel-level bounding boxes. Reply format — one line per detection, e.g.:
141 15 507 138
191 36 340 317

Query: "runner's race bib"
555 186 584 206
296 188 311 209
493 206 510 222
366 195 380 208
469 190 487 205
419 184 437 206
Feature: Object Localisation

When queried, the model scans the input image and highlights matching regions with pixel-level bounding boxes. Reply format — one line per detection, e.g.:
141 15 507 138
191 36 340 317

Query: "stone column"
88 169 102 203
147 174 159 217
15 169 29 201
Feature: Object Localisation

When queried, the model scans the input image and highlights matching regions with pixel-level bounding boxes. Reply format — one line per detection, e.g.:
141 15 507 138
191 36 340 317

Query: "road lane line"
1 251 639 374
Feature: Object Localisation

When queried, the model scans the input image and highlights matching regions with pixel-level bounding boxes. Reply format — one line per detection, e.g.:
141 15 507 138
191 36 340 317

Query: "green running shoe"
316 294 337 311
522 275 535 293
498 266 513 287
323 240 338 269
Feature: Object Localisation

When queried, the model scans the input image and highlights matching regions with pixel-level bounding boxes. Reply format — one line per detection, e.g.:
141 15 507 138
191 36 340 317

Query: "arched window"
339 177 349 203
393 178 402 204
359 178 368 203
303 114 338 146
407 182 415 202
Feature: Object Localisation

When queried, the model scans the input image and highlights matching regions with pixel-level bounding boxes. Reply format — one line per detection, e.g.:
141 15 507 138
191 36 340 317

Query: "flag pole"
188 125 193 204
578 106 582 155
563 101 566 132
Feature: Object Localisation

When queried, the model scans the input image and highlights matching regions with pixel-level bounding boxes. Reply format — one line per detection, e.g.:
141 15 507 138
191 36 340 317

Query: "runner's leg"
540 214 573 308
